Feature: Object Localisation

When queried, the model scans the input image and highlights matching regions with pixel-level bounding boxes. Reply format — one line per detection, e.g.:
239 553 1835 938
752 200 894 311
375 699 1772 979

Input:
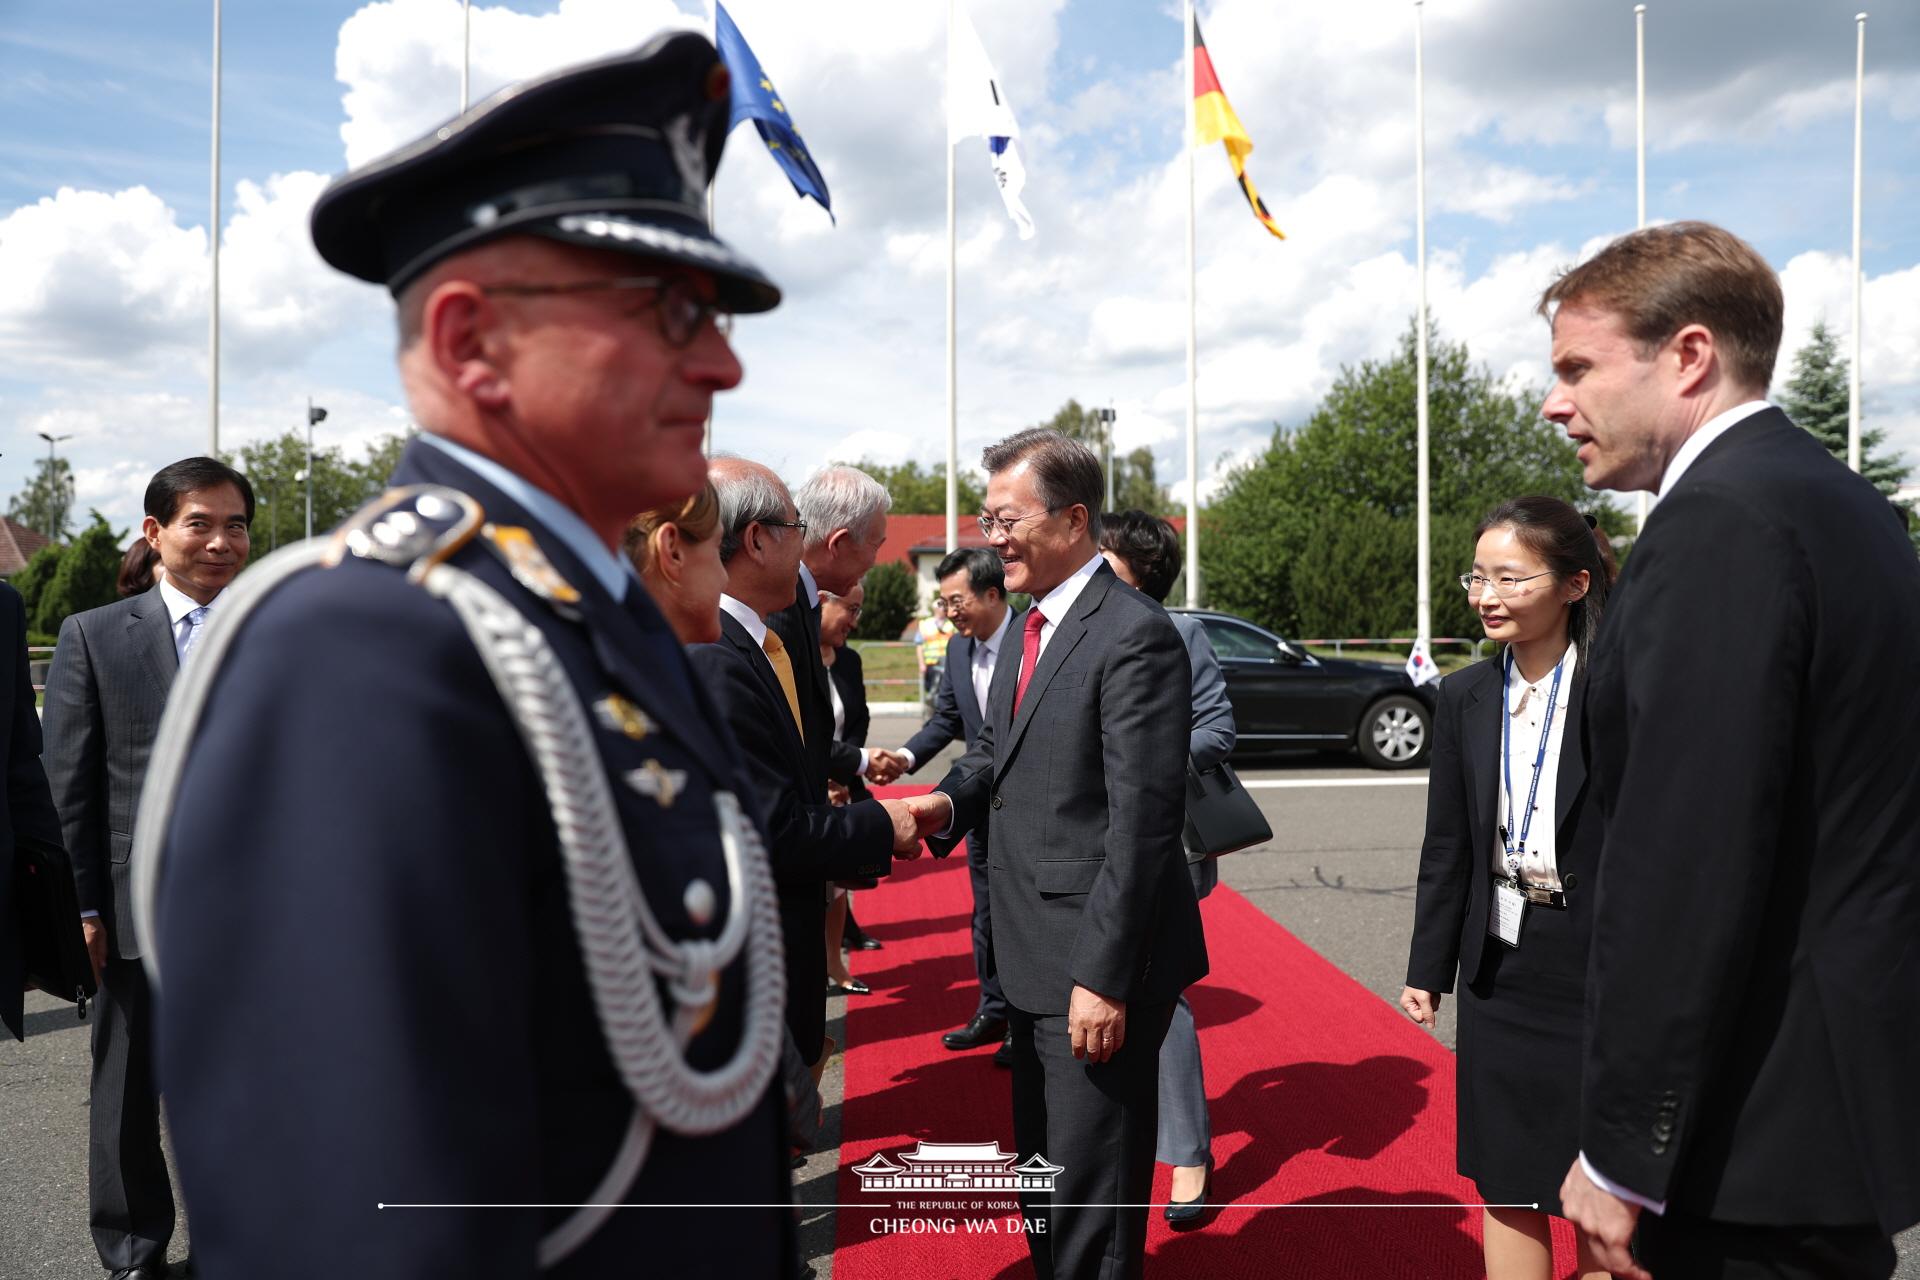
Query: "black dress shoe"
992 1030 1013 1067
848 935 882 951
107 1268 168 1280
1164 1155 1213 1225
941 1013 1008 1050
825 977 870 996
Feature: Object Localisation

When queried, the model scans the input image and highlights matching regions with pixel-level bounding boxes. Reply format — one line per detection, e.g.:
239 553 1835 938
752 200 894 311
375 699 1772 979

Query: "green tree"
7 456 76 543
847 459 984 516
1779 321 1916 548
1203 321 1624 639
11 543 64 622
227 429 415 553
34 512 123 636
854 560 919 642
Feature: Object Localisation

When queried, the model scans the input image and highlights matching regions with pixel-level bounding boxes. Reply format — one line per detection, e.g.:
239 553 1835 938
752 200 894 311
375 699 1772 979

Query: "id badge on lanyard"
1488 648 1566 949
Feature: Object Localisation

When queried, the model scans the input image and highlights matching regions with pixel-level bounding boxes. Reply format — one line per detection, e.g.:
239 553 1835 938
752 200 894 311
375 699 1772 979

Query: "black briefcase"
1182 760 1272 860
13 834 95 1019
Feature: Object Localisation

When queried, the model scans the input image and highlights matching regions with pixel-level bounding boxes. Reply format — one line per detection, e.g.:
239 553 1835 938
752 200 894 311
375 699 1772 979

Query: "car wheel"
1356 694 1430 769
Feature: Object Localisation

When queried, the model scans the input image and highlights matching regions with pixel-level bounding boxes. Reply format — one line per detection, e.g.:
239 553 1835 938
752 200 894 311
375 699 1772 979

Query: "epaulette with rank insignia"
333 486 485 582
480 524 584 621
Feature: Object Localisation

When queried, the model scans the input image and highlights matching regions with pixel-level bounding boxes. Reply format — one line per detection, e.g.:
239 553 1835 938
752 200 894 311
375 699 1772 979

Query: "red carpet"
832 790 1582 1279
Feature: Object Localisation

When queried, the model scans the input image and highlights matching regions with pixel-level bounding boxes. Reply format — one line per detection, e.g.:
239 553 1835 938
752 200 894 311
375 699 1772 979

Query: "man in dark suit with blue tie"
912 428 1208 1280
883 548 1019 1060
43 456 253 1280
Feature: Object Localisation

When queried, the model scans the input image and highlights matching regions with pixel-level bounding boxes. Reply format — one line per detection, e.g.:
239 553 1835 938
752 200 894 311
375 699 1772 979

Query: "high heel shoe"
1163 1155 1213 1226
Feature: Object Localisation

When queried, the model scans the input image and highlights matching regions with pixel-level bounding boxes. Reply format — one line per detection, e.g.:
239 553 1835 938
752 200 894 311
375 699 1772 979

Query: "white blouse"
1490 643 1575 891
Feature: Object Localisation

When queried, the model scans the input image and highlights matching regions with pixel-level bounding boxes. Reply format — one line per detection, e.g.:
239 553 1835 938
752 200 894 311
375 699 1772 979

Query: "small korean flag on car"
1405 639 1441 688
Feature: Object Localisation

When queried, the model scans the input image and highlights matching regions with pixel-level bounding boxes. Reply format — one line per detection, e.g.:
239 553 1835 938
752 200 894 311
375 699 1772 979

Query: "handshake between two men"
875 791 952 857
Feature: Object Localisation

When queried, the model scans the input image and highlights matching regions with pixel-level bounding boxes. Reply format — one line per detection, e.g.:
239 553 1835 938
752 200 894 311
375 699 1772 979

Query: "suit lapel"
1462 661 1501 852
128 587 177 699
719 612 806 768
1554 666 1589 836
1001 569 1110 764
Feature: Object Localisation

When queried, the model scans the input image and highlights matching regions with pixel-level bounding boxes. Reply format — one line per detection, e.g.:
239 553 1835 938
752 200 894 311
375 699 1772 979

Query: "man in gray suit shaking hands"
914 428 1208 1280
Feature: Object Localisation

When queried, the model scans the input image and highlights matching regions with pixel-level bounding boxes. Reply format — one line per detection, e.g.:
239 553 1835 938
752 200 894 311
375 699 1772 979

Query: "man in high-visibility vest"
912 598 956 705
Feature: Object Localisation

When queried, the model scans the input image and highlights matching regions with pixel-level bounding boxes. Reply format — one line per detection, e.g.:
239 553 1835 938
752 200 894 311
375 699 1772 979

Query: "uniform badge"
594 694 653 741
482 524 582 611
627 759 688 809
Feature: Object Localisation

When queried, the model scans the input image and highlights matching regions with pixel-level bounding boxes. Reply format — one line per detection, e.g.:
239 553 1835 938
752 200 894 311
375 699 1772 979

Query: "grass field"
850 640 923 703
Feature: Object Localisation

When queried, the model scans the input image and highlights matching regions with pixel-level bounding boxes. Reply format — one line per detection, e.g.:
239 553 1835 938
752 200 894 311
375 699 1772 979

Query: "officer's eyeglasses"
977 508 1059 539
1460 571 1553 598
479 275 733 348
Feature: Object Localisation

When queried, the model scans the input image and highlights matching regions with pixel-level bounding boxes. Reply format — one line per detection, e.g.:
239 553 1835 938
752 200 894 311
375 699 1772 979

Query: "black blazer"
687 612 893 1061
1405 655 1600 995
0 583 64 1040
928 563 1207 1014
828 645 871 804
766 580 863 790
1582 407 1920 1233
42 582 179 959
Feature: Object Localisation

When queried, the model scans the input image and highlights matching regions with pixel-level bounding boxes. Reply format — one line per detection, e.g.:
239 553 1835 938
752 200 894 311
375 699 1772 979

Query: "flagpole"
1849 12 1866 474
944 0 959 554
461 0 471 110
1183 0 1199 609
1635 4 1650 528
1413 0 1431 651
706 0 717 457
209 0 222 455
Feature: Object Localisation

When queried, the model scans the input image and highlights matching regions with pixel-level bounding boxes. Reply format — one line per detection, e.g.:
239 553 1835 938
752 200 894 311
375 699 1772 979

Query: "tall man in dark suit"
882 548 1019 1059
44 456 253 1280
136 37 802 1278
0 580 65 1046
911 428 1208 1280
1543 222 1920 1280
688 457 921 1072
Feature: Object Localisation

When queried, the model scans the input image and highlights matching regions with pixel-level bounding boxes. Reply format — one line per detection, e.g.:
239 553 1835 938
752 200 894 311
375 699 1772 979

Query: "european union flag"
714 3 833 221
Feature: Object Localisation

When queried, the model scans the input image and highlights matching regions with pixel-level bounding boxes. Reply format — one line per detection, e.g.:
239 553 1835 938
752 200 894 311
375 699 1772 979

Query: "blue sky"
2 0 1916 536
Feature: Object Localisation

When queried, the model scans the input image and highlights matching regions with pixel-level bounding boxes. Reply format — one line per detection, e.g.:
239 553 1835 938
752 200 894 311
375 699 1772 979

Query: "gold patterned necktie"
762 630 806 742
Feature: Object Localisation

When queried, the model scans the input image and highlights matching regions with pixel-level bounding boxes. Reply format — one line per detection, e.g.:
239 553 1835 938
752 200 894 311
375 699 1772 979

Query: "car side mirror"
1276 641 1305 665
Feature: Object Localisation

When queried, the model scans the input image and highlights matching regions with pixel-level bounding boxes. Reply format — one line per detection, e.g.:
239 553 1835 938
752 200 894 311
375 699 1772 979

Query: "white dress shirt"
1491 643 1575 890
158 578 228 664
1024 552 1106 669
718 593 770 653
1656 400 1771 498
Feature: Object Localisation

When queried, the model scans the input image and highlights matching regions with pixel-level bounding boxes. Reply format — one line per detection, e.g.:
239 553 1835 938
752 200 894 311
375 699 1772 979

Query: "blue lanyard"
1500 647 1567 878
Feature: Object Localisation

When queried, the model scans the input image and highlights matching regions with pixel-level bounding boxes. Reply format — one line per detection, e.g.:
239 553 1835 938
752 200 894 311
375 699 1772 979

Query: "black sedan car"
1170 609 1438 769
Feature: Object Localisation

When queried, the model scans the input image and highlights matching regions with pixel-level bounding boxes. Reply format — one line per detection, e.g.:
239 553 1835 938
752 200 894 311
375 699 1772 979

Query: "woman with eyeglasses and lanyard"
1401 496 1617 1280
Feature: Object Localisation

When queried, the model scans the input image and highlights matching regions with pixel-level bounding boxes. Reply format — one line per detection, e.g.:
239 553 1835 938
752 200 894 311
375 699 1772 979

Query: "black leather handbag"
1182 760 1272 860
13 834 96 1020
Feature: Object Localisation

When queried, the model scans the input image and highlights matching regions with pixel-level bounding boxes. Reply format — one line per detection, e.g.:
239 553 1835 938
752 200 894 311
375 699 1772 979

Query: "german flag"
1192 15 1284 241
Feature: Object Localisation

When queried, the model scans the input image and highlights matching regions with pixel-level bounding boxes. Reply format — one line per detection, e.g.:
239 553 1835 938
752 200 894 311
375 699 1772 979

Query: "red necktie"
1012 608 1047 714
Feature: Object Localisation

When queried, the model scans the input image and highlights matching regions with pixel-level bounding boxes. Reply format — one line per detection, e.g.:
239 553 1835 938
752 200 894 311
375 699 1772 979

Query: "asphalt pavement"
3 714 1913 1277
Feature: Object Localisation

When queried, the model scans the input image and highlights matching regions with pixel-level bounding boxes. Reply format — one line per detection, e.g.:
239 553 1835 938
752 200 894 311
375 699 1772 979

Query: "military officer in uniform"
135 33 795 1278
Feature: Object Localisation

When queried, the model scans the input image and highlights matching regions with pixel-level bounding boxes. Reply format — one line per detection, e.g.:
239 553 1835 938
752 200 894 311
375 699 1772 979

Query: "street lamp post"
305 399 328 540
36 431 73 541
1092 407 1117 510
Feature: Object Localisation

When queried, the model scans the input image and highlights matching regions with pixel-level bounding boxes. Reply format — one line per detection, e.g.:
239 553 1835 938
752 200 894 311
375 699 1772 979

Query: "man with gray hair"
688 458 927 1086
770 464 903 788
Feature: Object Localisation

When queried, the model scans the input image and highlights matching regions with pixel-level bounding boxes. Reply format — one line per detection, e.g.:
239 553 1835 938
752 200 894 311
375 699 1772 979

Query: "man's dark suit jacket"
688 613 892 1060
767 578 863 790
0 583 65 1041
43 584 177 960
928 563 1206 1014
1583 406 1920 1235
903 614 1024 774
1406 659 1601 995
